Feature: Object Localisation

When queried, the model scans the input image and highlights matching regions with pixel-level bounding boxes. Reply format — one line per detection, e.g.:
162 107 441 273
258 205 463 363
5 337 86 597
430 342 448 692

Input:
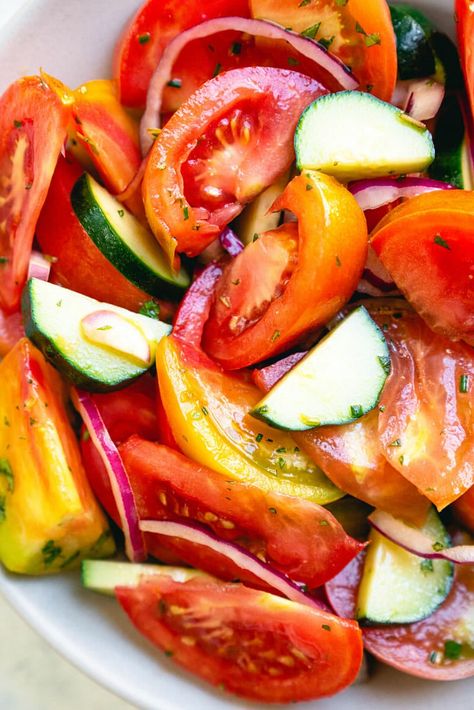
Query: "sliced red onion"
369 510 474 565
405 79 445 122
72 388 147 563
28 250 51 281
219 227 244 257
350 177 454 213
357 247 398 297
141 16 357 152
139 519 324 608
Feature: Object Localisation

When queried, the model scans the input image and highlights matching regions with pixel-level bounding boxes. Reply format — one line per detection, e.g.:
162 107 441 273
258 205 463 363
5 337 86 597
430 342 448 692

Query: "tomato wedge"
373 304 474 510
142 67 327 264
326 538 474 681
114 0 250 109
456 0 474 122
35 154 174 319
250 0 397 101
453 487 474 534
0 76 70 313
203 171 367 368
371 190 474 346
117 574 363 703
156 263 342 504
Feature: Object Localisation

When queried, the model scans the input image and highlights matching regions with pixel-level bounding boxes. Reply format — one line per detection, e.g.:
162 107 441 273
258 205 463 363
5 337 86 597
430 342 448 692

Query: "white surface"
0 1 472 709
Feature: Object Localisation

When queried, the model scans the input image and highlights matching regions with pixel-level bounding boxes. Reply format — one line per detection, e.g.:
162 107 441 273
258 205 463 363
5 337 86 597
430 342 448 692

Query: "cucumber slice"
251 306 390 431
356 509 454 624
71 174 190 299
23 278 171 391
232 170 290 245
390 4 436 80
82 560 205 595
295 91 435 181
429 93 472 189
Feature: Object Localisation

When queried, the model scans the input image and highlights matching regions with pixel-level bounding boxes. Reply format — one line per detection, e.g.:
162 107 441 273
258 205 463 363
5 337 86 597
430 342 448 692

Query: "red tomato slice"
250 0 397 101
114 0 250 109
456 0 474 122
202 171 367 369
326 540 474 681
143 67 327 264
35 154 174 320
373 304 474 511
371 190 474 346
0 308 24 358
117 575 363 703
453 487 474 534
0 76 70 313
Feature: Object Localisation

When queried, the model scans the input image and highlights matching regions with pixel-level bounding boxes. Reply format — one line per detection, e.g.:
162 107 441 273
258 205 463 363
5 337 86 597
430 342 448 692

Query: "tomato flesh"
116 575 363 702
0 76 70 312
0 308 24 358
326 538 474 681
143 67 327 264
456 0 474 124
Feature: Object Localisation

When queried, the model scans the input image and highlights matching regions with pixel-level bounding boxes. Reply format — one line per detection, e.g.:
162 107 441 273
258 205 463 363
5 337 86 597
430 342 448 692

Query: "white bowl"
0 1 472 708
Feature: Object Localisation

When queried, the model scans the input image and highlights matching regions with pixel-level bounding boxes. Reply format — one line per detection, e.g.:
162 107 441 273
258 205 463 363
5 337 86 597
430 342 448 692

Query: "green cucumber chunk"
232 170 289 245
71 174 190 299
22 278 171 391
251 306 390 431
389 4 435 80
295 92 435 181
429 93 473 189
82 560 206 595
356 508 454 625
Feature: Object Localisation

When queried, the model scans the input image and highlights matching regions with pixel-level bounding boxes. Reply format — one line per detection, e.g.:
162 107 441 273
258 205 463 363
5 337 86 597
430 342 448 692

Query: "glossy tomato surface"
326 540 474 681
143 67 327 264
116 574 363 703
203 171 367 368
371 190 474 346
456 0 474 122
0 76 70 313
0 308 24 358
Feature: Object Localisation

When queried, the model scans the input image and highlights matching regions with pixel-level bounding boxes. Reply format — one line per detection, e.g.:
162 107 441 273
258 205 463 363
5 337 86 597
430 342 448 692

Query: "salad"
0 0 474 704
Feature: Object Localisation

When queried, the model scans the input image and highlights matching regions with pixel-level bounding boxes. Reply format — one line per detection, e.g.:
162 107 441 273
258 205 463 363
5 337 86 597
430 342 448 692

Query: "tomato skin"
116 575 363 702
371 190 474 346
250 0 397 101
374 306 474 511
35 155 174 319
252 351 307 392
114 0 250 109
456 0 474 123
0 76 70 313
203 171 368 369
0 308 24 358
453 487 474 534
143 67 327 265
326 543 474 681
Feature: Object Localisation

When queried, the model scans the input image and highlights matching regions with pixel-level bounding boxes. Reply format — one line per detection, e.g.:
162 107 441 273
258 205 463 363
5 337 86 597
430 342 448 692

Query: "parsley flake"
434 234 450 249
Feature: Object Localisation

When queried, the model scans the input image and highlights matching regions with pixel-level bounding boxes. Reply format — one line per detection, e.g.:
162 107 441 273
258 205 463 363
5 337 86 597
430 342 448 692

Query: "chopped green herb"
459 374 469 393
268 507 277 515
434 234 450 250
96 325 112 331
399 454 405 465
298 0 311 6
420 559 434 573
0 459 14 492
355 22 366 35
255 433 263 443
56 299 63 307
13 119 24 128
444 640 462 660
0 496 5 522
201 406 209 416
350 404 363 418
212 63 222 77
305 183 313 190
117 209 125 217
60 551 81 569
322 624 331 631
364 33 381 47
335 255 342 267
138 32 151 44
252 233 259 242
277 457 286 470
335 0 348 5
139 300 160 319
82 429 90 442
271 329 281 342
319 36 335 50
3 417 9 427
378 355 391 375
429 650 441 664
287 57 299 66
42 540 62 566
389 439 401 447
379 404 386 412
164 650 174 657
29 417 37 427
366 83 374 92
276 447 287 453
183 206 189 221
0 257 8 264
301 22 321 39
167 78 182 88
230 42 242 56
319 520 329 526
231 278 240 286
432 541 445 552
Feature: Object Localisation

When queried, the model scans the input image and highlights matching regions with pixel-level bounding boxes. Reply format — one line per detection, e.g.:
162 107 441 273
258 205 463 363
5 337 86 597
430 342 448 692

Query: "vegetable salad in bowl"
0 0 474 704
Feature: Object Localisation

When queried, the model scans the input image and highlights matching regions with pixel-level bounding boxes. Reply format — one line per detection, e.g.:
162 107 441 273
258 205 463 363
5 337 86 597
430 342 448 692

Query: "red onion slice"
349 177 454 212
405 79 445 122
141 16 357 152
139 519 324 608
219 227 244 257
28 250 51 282
72 388 147 563
369 510 474 565
357 247 398 297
